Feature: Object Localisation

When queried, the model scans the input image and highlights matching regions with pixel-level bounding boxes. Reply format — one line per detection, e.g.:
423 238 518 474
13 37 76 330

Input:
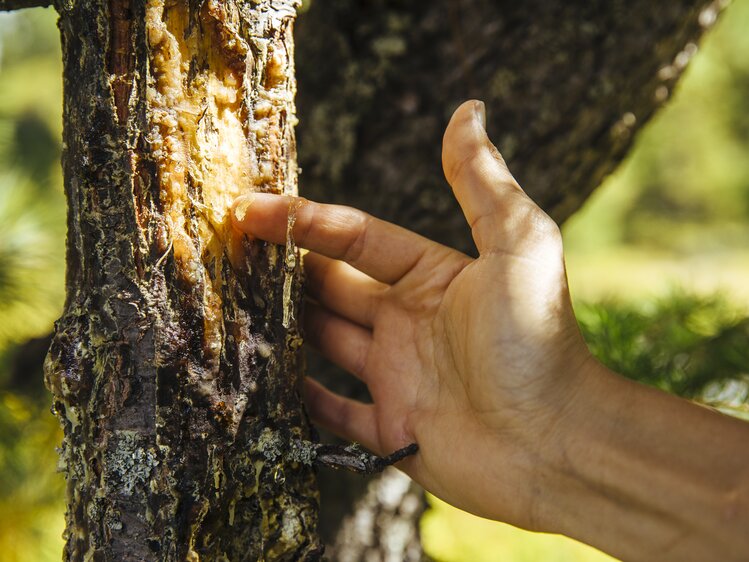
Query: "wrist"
528 356 632 534
474 350 614 532
523 357 749 561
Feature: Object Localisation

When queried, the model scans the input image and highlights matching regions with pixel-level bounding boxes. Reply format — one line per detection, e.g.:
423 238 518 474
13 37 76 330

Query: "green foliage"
0 12 67 562
0 9 65 353
423 495 616 562
0 172 65 352
0 111 60 181
0 391 64 562
0 9 58 65
578 292 749 399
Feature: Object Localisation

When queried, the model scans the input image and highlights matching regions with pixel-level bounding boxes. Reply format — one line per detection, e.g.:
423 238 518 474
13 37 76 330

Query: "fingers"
304 252 383 328
304 302 372 380
303 378 380 453
232 193 434 284
442 100 554 254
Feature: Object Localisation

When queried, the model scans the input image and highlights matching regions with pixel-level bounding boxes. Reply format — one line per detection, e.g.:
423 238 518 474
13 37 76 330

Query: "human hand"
231 100 594 531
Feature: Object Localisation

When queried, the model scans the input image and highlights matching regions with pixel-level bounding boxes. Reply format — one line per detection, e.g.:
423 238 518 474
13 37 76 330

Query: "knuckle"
342 211 372 265
533 210 562 245
446 139 517 190
527 208 564 258
445 148 483 186
534 210 561 238
295 201 317 246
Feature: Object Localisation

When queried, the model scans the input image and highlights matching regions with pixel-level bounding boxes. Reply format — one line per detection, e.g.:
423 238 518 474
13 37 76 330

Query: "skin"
232 100 749 561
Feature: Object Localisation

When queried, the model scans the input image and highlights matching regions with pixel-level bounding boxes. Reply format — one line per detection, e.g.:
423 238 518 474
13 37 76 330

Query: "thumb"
442 100 547 254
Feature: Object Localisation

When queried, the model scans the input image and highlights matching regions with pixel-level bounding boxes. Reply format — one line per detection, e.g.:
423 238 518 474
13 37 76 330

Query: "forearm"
536 361 749 561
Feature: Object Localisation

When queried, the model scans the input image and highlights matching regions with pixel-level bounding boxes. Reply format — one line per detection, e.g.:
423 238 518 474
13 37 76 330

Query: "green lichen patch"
105 431 159 497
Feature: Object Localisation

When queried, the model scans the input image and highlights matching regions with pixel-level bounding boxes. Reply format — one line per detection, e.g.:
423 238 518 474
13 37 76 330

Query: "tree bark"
295 0 725 251
44 1 322 560
328 468 426 562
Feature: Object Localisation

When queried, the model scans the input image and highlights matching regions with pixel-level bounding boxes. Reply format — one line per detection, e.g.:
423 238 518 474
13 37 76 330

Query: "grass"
565 247 749 304
422 496 615 562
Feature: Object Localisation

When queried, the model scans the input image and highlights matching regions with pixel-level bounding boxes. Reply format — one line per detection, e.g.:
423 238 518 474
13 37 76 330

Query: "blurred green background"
0 2 748 561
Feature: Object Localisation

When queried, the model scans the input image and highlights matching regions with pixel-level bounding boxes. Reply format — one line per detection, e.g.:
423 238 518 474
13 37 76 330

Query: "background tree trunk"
328 468 426 562
293 0 727 555
43 1 322 560
296 0 725 247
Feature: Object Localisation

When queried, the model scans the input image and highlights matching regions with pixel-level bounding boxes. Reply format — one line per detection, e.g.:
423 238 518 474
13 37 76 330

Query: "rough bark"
293 0 728 555
295 0 726 251
43 1 322 560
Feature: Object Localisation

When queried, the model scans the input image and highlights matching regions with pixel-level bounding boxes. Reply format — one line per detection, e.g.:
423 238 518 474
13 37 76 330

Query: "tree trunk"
43 1 322 560
295 0 724 250
328 468 426 562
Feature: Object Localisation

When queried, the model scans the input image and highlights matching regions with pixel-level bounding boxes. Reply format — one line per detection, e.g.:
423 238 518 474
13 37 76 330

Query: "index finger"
231 193 434 284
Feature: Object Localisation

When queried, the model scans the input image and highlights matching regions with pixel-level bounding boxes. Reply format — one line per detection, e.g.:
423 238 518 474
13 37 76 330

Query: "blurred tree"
612 0 749 254
9 111 59 182
0 0 737 560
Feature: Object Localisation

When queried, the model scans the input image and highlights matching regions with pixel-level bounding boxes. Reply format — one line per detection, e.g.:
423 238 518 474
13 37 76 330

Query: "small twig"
261 428 418 475
313 442 419 475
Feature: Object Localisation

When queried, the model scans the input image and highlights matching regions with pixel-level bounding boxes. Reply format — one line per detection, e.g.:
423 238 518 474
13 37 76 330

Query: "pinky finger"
303 378 380 454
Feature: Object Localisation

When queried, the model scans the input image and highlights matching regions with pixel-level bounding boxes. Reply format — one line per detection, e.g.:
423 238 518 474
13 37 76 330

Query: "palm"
369 244 569 414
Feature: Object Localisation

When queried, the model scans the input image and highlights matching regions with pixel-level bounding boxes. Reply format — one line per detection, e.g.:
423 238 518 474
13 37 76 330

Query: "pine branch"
0 0 52 11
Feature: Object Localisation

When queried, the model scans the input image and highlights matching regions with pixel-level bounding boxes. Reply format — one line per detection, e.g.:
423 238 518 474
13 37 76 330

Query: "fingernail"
473 100 486 130
233 194 255 222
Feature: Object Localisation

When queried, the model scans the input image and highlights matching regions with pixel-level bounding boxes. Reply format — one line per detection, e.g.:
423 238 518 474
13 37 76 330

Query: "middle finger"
304 251 384 329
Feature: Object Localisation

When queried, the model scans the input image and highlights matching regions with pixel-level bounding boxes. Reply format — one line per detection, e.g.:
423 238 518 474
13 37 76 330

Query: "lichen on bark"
44 0 321 559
